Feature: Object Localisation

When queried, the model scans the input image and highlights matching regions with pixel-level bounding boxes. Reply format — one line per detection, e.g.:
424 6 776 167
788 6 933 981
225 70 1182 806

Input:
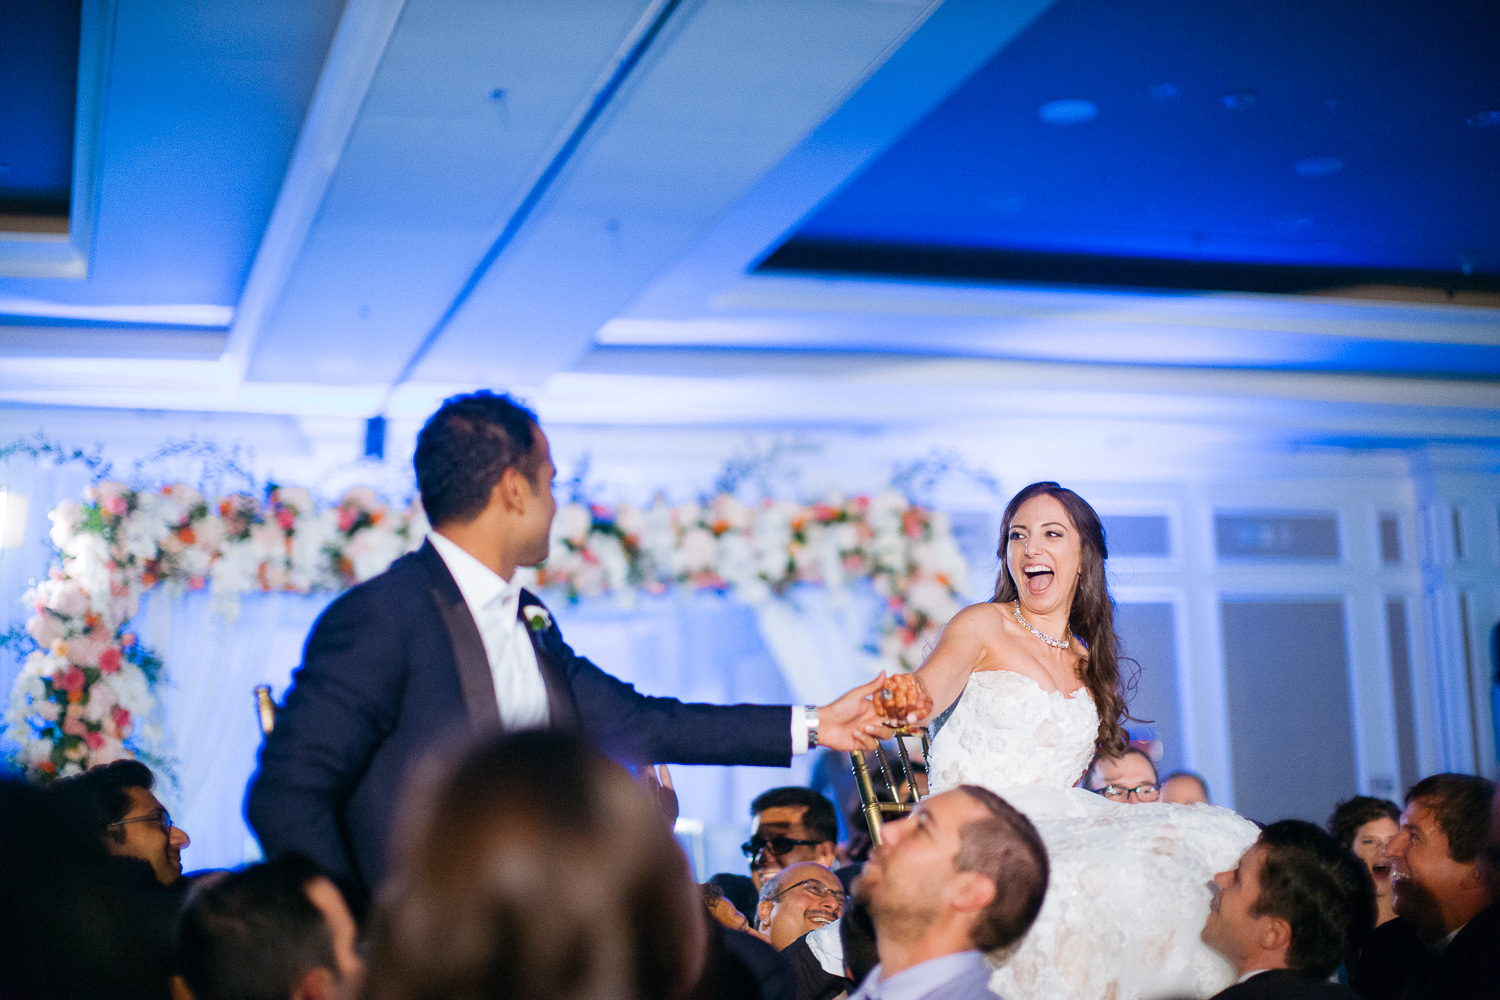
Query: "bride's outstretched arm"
907 604 994 723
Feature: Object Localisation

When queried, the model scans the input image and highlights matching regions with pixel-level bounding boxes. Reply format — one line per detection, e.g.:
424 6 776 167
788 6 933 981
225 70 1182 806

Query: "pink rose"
337 508 357 532
97 647 122 674
103 495 128 516
275 508 296 531
111 706 132 735
83 730 104 750
63 715 88 737
54 667 86 693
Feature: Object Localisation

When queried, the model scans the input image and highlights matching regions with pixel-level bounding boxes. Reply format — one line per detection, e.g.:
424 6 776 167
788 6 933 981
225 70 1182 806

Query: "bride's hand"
873 672 933 728
815 673 899 752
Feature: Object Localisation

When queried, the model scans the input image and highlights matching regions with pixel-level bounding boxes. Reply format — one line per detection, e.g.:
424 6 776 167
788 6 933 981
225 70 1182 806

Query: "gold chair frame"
254 684 278 736
850 729 930 845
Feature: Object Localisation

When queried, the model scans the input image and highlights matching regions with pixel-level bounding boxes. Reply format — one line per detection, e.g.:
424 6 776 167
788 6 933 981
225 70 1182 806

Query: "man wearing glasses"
755 862 849 951
51 759 196 998
53 758 192 886
1085 748 1161 804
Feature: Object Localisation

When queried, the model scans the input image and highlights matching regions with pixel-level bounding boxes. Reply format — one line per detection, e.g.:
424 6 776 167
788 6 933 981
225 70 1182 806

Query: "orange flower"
38 760 56 775
178 526 197 544
68 689 83 704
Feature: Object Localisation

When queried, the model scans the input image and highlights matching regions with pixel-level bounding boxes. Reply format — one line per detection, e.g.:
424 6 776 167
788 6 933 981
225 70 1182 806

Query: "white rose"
615 503 646 539
681 528 720 574
554 504 593 546
49 500 85 549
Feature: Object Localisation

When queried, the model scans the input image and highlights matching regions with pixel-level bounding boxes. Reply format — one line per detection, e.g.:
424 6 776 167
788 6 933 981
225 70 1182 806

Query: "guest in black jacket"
1201 820 1374 999
246 391 892 911
1351 773 1499 1000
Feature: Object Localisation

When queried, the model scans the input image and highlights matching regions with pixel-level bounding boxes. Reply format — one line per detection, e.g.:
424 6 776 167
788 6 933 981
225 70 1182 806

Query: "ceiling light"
1295 157 1342 177
1220 90 1257 110
1467 110 1500 128
1147 83 1180 100
1038 99 1098 124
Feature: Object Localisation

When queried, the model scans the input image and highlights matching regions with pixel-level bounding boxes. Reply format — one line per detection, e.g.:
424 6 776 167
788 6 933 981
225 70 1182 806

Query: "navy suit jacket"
245 541 792 907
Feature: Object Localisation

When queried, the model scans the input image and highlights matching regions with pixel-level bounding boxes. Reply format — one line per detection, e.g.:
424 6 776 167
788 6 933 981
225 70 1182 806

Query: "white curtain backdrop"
122 583 883 879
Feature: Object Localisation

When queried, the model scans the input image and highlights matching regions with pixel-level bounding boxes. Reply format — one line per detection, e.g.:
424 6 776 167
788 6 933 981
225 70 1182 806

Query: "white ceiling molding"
222 0 410 379
0 0 115 279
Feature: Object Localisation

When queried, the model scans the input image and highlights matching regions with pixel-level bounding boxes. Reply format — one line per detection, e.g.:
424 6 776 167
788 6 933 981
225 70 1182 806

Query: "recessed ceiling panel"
765 0 1500 294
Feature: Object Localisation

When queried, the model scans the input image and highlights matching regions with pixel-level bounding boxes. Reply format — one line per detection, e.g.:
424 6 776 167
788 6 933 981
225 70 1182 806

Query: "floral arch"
5 481 969 779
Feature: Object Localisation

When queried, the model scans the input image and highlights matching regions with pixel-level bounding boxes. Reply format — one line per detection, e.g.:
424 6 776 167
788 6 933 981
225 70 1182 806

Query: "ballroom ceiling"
0 0 1496 445
767 0 1500 294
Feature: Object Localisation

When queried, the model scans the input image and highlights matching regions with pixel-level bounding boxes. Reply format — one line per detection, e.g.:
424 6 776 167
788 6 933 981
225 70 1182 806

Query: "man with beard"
848 786 1047 1000
1351 773 1500 1000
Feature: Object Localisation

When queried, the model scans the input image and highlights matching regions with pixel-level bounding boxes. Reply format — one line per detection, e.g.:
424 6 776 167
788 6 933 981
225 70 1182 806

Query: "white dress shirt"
428 532 551 731
429 532 811 750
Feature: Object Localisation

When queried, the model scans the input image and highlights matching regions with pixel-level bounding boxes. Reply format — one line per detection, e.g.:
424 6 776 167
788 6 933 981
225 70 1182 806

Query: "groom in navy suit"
246 391 887 910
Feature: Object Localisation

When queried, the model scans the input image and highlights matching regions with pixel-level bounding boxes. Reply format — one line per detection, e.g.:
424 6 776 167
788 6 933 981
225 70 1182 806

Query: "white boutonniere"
522 605 552 634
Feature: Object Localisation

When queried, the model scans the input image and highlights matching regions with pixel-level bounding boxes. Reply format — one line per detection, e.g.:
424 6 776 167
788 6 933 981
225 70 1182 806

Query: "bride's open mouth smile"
1022 564 1054 594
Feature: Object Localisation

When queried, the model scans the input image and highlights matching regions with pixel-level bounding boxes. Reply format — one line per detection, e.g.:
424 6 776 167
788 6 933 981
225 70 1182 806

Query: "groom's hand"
816 673 898 752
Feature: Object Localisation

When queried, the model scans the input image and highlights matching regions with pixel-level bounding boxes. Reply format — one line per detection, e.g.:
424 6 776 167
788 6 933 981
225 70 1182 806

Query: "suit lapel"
415 541 501 732
519 590 580 732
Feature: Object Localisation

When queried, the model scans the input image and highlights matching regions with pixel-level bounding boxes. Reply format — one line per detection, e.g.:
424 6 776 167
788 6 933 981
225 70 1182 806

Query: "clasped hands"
814 671 935 752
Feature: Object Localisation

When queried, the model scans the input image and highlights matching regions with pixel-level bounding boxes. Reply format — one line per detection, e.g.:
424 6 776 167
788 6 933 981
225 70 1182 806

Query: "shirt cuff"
791 705 808 755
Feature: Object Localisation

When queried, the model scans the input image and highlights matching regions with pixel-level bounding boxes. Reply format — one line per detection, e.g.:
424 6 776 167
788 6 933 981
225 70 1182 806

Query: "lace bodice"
928 669 1098 793
919 668 1261 1000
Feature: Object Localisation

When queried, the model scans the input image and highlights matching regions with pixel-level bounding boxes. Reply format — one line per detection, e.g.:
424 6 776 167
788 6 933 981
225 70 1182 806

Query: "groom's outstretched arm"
244 584 406 898
539 624 885 765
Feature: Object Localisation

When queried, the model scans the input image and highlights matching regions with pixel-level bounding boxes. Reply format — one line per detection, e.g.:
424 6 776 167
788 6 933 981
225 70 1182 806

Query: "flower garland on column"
5 483 967 780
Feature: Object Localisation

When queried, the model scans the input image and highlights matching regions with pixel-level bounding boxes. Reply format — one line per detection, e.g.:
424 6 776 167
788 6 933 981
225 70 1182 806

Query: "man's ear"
494 467 528 514
757 898 775 932
1259 915 1292 957
815 842 838 867
292 966 337 1000
947 871 997 917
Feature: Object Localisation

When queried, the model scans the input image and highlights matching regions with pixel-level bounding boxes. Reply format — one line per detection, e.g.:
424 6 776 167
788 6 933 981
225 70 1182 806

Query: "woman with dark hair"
1327 796 1402 927
362 730 707 1000
871 482 1259 1000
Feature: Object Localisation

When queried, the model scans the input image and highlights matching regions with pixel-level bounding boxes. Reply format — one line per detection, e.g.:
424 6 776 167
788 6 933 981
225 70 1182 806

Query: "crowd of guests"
2 735 1498 1000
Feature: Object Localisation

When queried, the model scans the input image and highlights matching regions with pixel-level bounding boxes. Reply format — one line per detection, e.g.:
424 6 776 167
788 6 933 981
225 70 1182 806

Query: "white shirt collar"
1237 968 1276 984
428 532 524 611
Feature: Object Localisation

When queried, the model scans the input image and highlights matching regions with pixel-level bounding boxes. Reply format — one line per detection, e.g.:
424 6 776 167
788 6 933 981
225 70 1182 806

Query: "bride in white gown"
872 482 1258 1000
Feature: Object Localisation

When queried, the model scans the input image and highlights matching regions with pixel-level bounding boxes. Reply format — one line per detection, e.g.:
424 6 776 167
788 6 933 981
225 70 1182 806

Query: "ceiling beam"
221 0 409 379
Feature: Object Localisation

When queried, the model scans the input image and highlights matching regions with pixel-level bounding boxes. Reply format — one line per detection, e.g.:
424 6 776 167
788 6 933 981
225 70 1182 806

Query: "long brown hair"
991 482 1136 757
364 731 705 1000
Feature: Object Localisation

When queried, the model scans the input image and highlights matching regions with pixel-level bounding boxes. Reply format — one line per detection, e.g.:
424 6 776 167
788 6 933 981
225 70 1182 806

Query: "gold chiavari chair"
850 729 930 846
254 684 278 737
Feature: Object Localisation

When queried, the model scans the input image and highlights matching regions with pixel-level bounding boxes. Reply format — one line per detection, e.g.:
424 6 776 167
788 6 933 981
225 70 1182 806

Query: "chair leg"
850 750 887 846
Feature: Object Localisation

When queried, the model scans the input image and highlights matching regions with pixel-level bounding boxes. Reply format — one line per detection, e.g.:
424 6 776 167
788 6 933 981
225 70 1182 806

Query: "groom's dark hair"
954 785 1049 951
415 391 542 527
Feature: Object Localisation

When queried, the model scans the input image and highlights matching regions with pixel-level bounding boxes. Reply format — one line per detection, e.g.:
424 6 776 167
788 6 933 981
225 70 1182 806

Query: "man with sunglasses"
746 787 842 891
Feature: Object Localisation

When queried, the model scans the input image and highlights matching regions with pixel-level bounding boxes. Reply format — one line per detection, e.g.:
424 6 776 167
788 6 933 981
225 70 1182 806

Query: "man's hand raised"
815 672 902 752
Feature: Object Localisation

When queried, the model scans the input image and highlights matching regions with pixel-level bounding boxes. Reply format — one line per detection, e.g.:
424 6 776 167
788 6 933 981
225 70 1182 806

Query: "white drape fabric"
90 586 870 876
137 589 334 869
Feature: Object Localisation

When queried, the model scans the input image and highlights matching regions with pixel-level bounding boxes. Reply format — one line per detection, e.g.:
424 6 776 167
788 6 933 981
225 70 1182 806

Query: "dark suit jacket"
1213 969 1352 999
246 541 793 906
1396 903 1500 1000
783 933 854 1000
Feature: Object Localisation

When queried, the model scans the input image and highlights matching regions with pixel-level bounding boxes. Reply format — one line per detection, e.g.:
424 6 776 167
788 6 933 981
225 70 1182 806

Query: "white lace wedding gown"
927 670 1259 1000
